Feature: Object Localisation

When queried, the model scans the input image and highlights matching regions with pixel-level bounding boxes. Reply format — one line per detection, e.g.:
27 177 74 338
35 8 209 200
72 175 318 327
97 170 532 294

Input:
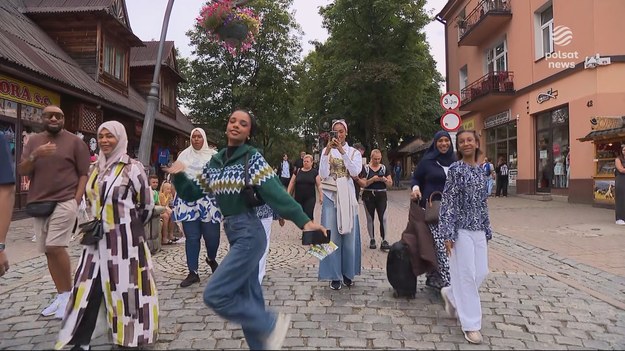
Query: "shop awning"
578 126 625 142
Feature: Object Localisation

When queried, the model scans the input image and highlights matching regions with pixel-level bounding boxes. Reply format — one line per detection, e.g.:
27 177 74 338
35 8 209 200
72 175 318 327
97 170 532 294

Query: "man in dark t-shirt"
0 133 15 277
357 149 392 251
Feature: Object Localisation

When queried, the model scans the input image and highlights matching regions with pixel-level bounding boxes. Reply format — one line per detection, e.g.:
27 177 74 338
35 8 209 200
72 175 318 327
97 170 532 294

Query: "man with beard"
18 105 90 319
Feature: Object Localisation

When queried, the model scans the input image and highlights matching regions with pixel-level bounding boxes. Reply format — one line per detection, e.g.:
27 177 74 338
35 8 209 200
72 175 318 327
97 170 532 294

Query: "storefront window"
485 117 518 187
536 106 569 191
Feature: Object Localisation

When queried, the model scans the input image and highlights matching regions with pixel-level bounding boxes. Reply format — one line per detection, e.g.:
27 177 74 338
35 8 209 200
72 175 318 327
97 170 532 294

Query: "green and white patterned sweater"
173 144 310 228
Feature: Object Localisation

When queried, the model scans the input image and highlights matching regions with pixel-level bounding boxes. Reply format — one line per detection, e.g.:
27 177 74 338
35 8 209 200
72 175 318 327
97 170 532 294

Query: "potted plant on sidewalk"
197 0 261 55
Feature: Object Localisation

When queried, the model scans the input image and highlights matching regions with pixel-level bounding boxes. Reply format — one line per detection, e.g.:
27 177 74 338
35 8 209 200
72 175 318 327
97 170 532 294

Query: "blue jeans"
318 194 361 281
182 220 220 273
203 211 275 350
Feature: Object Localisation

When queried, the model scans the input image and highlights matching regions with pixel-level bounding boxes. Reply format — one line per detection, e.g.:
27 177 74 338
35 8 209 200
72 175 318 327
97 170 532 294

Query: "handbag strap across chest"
92 163 126 220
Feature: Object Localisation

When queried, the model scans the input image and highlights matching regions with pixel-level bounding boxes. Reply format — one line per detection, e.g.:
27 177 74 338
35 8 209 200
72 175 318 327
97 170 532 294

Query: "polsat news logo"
545 25 577 69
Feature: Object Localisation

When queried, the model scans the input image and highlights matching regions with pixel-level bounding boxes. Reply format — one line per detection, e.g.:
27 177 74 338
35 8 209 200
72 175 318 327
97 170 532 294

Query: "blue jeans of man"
182 220 220 273
203 211 275 350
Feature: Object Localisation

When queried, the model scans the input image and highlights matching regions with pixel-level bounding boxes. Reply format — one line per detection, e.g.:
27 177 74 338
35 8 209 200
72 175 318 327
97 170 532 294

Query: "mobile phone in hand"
302 230 331 245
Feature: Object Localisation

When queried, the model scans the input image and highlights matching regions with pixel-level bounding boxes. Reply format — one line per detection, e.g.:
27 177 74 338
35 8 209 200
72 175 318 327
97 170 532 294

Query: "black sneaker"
330 280 342 290
343 276 353 288
70 345 90 351
369 239 377 249
380 240 391 251
205 256 219 273
180 272 200 287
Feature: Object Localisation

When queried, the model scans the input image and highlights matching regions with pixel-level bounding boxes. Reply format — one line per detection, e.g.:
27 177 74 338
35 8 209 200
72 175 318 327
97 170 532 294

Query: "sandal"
162 240 175 245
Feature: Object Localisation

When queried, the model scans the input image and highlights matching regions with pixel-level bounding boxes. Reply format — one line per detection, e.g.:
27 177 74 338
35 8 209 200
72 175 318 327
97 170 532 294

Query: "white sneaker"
464 330 483 344
54 293 70 320
616 220 625 225
31 234 37 242
264 313 291 350
440 287 458 318
41 295 61 316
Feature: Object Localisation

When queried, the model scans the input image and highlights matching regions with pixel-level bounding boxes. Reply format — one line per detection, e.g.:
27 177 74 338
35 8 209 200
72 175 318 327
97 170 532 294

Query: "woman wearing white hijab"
173 128 223 287
57 121 158 350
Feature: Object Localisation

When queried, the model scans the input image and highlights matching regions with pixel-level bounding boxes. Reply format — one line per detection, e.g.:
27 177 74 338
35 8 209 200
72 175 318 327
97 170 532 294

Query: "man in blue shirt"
0 133 15 277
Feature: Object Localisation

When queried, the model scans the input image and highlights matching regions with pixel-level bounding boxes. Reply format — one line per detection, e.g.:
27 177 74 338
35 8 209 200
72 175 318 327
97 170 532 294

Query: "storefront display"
579 116 625 207
484 110 517 190
535 106 569 192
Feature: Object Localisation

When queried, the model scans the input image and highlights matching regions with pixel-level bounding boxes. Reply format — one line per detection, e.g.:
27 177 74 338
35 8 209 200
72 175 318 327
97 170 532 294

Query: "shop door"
536 130 552 192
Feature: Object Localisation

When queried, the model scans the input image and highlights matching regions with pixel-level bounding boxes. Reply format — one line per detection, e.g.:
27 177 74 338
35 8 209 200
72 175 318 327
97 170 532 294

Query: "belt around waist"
362 188 387 192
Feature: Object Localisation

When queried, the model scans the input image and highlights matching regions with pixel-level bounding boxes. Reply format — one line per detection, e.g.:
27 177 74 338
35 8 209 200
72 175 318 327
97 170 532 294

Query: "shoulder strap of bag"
244 151 251 186
97 163 125 220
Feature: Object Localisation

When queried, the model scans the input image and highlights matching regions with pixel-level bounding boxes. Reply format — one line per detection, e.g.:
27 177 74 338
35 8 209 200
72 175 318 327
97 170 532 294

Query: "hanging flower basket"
197 0 261 55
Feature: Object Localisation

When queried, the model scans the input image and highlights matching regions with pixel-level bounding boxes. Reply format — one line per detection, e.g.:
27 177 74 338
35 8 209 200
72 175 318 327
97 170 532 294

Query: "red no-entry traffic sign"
440 111 462 132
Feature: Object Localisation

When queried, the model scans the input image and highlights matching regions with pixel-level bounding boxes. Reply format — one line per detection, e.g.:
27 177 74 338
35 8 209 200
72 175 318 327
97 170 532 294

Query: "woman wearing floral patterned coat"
56 121 157 350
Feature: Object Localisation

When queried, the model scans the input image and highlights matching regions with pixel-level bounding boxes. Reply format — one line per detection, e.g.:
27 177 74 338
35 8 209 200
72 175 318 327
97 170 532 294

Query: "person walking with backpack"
495 156 509 197
358 149 392 251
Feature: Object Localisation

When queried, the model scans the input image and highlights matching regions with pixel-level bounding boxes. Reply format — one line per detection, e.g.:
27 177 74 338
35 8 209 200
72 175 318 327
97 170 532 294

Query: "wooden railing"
460 71 515 104
457 0 511 39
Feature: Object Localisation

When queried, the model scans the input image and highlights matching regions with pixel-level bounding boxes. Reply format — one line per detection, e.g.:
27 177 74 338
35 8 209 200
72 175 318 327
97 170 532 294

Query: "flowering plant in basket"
197 0 261 55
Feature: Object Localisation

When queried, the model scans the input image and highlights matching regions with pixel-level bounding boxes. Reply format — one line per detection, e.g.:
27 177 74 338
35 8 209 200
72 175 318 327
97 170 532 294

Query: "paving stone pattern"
2 191 625 350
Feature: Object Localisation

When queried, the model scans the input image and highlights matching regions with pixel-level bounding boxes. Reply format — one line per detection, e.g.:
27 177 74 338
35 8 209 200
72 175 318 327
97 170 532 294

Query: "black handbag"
79 164 125 246
25 201 57 217
242 151 265 207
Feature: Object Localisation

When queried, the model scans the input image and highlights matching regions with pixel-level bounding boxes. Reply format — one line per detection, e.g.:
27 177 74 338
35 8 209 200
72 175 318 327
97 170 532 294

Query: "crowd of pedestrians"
0 105 508 349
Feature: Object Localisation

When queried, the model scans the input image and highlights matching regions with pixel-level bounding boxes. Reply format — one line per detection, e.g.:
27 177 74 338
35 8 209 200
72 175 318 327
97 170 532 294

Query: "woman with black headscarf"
410 130 457 289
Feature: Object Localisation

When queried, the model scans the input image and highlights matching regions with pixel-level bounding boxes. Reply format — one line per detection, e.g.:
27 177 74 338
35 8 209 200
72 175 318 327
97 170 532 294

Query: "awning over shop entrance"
578 116 625 142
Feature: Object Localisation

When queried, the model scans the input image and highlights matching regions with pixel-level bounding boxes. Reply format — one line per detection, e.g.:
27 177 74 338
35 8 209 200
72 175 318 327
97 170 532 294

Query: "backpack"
364 164 386 178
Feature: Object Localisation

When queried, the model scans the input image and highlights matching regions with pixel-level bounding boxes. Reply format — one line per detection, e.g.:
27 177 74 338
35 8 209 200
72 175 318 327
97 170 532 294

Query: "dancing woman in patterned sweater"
166 109 326 350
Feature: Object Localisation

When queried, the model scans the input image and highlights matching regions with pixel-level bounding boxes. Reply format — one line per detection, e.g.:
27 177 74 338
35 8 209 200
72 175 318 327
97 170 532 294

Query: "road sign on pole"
440 92 460 110
440 111 462 132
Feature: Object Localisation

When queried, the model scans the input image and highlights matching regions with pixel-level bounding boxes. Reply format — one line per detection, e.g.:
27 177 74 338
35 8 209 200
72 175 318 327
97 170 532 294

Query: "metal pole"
138 0 175 168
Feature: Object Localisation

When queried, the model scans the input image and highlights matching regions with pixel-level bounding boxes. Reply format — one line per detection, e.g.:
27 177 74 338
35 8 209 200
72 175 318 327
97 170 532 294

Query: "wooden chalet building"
0 0 193 210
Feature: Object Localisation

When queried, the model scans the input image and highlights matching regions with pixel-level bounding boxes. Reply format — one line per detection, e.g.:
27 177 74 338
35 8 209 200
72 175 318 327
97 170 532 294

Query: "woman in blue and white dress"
172 128 222 288
438 129 492 345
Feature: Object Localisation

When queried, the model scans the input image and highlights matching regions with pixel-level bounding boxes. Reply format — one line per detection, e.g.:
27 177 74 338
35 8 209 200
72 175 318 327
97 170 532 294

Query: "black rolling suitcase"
386 240 416 298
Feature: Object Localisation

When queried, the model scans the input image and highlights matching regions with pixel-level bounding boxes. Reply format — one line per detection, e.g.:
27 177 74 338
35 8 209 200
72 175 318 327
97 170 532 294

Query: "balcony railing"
460 71 515 108
457 0 512 46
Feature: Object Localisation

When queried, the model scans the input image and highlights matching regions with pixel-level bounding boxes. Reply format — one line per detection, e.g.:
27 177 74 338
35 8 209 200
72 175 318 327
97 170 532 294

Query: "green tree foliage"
179 0 305 165
295 0 443 154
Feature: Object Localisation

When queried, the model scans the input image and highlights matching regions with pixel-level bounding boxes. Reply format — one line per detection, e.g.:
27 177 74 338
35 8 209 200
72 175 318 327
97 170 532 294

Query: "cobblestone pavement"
1 191 624 350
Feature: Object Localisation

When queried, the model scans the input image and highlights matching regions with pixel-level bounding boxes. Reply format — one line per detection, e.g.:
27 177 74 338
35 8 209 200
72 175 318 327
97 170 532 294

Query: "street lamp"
137 0 253 168
137 0 175 168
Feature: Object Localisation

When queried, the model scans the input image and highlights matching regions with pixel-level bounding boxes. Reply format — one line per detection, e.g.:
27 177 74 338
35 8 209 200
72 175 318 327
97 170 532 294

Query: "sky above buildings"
126 0 448 81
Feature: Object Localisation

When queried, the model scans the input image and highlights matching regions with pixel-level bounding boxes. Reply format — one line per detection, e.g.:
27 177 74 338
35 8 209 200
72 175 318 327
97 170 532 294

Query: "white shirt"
280 160 290 178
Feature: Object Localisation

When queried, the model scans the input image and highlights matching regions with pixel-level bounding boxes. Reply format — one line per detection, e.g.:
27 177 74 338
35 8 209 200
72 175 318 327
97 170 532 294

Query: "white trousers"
258 217 273 284
448 229 489 331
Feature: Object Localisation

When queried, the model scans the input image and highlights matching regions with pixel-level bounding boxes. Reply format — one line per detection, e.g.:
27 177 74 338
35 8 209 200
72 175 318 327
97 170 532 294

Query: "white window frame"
485 39 508 73
459 65 468 90
534 2 554 60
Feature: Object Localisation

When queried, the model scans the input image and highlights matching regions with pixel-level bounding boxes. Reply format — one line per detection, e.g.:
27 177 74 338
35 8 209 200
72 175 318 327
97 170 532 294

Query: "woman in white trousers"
437 129 492 345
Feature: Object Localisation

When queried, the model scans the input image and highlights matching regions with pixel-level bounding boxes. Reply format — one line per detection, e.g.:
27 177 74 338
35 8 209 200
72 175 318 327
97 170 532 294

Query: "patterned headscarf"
97 120 128 173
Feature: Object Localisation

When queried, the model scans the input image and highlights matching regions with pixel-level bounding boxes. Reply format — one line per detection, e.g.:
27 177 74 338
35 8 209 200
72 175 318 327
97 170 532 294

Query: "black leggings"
69 274 103 346
297 196 316 221
362 190 388 240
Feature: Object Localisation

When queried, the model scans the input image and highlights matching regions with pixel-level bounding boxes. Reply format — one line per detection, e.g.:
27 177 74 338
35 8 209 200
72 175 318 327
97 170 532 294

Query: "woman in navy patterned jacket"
438 130 492 345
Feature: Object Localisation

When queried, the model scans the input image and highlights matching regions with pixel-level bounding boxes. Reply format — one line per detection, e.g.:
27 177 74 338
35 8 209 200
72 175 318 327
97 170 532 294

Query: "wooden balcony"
457 0 512 46
460 71 515 111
